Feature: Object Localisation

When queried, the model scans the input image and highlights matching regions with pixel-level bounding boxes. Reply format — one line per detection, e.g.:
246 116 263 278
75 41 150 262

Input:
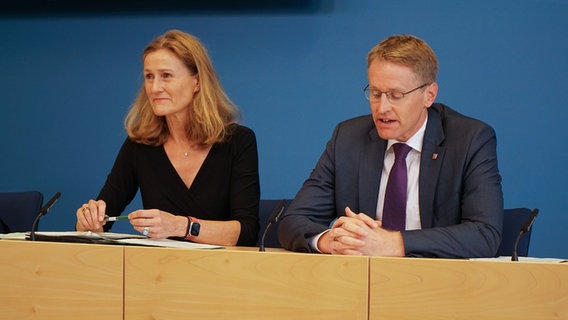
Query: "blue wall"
1 0 567 258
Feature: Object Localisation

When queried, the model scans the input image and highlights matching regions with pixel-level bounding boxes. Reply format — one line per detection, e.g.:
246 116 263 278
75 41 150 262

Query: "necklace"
183 152 189 157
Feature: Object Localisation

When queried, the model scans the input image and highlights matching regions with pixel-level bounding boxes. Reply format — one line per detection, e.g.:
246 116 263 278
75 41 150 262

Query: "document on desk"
116 238 223 249
26 231 146 242
471 256 568 263
50 231 144 239
0 232 27 240
22 231 223 249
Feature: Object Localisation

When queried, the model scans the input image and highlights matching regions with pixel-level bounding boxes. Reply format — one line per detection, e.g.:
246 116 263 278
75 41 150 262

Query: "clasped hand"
318 207 405 256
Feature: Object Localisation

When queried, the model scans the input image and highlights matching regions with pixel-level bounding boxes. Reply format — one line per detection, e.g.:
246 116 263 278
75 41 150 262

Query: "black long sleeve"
97 124 260 246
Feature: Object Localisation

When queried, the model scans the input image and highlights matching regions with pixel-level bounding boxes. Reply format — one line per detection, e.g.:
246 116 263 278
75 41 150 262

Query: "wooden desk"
3 240 567 320
0 240 123 320
370 257 568 319
124 246 369 320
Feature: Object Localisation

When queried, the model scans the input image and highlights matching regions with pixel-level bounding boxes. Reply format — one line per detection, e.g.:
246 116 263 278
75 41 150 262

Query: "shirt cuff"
307 229 331 253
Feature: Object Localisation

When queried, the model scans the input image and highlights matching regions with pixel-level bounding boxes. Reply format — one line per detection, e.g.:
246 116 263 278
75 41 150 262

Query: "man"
278 34 503 258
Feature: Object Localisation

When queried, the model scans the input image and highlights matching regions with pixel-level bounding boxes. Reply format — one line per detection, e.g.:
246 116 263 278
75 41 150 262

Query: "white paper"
31 231 147 240
471 256 568 263
16 231 223 249
116 238 223 249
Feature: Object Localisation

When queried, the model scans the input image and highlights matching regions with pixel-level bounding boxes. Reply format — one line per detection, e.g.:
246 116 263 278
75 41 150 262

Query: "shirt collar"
387 114 428 153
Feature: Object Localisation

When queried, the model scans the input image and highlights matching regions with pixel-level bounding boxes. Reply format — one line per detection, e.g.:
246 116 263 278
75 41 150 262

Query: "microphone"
259 199 287 252
511 208 539 261
30 192 61 241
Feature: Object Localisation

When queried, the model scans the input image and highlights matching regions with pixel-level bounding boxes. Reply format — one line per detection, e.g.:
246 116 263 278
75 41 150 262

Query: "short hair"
125 29 240 146
367 34 438 84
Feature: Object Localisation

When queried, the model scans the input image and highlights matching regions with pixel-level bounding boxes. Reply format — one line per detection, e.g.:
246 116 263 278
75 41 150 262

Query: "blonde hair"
367 34 438 84
125 30 240 146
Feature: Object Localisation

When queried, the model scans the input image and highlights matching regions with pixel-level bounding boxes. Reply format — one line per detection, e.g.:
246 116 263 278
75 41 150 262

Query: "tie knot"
392 143 412 160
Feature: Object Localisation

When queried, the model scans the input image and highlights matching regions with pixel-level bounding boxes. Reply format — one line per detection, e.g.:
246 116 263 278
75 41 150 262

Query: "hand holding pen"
76 199 108 233
76 201 182 238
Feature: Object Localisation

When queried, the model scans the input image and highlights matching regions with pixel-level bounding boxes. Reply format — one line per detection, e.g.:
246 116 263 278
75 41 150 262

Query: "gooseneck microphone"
30 192 61 241
511 208 539 261
259 200 287 252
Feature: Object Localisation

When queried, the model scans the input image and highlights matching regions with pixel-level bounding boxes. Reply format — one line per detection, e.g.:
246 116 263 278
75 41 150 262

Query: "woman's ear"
193 74 200 93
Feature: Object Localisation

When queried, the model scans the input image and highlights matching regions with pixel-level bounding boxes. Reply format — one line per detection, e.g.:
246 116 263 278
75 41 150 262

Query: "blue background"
1 0 566 258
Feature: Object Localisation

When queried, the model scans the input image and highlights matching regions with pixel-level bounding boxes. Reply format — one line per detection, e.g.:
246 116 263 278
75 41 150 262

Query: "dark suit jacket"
278 103 503 258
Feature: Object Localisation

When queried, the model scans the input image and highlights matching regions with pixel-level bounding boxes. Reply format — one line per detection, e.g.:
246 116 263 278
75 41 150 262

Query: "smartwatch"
184 216 200 239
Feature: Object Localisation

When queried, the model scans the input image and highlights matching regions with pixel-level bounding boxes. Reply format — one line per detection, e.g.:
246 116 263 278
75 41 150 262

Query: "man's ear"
424 82 438 107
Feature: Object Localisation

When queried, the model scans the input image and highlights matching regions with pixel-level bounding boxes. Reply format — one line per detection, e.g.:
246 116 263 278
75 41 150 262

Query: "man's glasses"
363 83 430 104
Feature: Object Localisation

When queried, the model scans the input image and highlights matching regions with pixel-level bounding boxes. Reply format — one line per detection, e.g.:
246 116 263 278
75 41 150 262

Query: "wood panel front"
0 240 123 320
370 257 568 319
125 247 369 320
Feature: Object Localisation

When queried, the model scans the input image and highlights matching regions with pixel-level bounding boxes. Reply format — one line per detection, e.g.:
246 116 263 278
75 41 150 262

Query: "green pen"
104 215 129 222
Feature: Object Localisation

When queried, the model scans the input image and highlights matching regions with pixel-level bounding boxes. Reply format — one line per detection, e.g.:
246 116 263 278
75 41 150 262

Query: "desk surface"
370 256 568 320
2 240 567 320
0 240 123 320
124 246 369 320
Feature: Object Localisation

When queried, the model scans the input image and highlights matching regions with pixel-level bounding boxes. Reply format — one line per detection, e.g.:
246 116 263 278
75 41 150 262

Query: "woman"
76 30 260 246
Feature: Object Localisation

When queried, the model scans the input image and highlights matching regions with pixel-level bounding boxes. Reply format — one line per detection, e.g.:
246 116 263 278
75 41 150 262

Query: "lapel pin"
432 153 438 160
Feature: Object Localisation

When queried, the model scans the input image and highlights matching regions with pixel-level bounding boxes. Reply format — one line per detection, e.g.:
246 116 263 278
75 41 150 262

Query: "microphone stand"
259 200 287 252
511 208 539 261
30 192 61 241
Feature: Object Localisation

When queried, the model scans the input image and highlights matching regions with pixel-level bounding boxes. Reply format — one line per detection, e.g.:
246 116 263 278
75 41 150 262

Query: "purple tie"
382 143 412 231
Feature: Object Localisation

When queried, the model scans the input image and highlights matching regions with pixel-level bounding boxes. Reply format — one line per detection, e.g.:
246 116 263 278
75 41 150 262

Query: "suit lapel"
419 107 446 228
358 126 386 217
